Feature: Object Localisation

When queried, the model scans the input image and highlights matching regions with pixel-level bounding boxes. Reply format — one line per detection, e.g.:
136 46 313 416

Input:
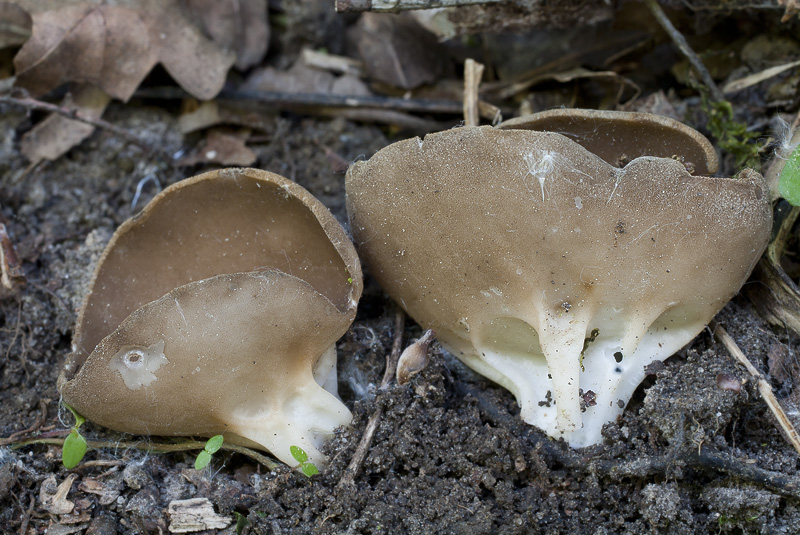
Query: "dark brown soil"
2 2 800 534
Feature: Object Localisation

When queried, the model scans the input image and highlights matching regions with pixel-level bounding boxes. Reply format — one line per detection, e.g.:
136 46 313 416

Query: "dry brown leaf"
20 85 111 163
13 0 268 101
178 101 274 134
348 12 445 90
178 129 256 166
0 2 31 48
242 53 371 96
14 4 156 101
183 0 268 70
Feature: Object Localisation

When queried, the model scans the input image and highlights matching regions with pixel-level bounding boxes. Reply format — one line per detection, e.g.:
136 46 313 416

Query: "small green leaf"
194 450 211 470
779 146 800 206
195 450 212 470
300 462 319 477
290 445 308 463
62 428 87 469
204 435 224 454
234 511 248 534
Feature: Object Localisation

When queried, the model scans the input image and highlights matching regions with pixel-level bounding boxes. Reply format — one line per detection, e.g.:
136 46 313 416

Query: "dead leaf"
178 101 274 134
40 473 77 515
79 476 123 506
183 0 268 70
20 84 111 163
14 5 156 101
0 2 31 48
12 0 257 101
243 61 338 94
242 52 371 96
348 13 445 90
178 129 256 166
150 0 236 101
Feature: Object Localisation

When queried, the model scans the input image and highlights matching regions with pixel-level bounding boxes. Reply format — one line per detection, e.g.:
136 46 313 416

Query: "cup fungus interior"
61 168 362 467
346 124 770 447
497 108 719 175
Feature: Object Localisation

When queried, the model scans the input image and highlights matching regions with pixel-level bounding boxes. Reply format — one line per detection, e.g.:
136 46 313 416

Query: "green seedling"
62 403 88 469
233 511 248 534
704 96 761 170
779 144 800 206
194 435 224 470
290 445 319 477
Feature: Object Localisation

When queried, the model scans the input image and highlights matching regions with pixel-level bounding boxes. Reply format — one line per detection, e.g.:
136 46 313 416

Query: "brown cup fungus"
346 116 771 447
60 168 362 466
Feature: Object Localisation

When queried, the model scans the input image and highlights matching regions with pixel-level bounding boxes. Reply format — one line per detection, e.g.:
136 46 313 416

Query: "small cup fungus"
59 168 363 466
497 108 719 175
346 118 771 447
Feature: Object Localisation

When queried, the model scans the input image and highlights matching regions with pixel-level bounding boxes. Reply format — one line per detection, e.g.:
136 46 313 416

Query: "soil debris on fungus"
2 1 800 534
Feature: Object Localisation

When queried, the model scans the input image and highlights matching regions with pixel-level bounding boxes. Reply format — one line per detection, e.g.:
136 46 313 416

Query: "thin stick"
137 87 475 115
711 321 800 455
335 0 504 13
457 380 800 499
338 309 406 488
10 436 279 471
0 94 173 160
0 399 47 446
642 0 725 102
463 59 484 127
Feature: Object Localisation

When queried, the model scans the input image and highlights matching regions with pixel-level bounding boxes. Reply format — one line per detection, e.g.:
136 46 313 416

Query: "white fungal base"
229 374 353 467
456 307 707 448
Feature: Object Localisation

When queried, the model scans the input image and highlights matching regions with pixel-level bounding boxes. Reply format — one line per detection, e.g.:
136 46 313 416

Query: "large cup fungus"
346 115 771 447
59 168 362 466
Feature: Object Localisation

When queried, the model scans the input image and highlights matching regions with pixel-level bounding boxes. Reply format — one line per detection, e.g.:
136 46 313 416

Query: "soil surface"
2 2 800 535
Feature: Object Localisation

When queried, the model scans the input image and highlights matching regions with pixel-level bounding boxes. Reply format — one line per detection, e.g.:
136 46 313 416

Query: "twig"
19 493 35 535
590 446 800 499
642 0 725 102
137 87 492 115
0 399 48 446
337 309 406 488
10 436 280 471
711 321 800 455
463 59 484 127
335 0 504 13
0 94 173 160
457 379 800 499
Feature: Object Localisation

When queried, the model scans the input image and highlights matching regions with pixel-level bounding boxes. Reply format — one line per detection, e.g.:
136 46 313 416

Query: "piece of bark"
167 498 231 533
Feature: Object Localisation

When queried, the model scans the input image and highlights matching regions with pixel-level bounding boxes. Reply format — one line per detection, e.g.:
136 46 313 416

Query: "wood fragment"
301 49 365 77
722 59 800 94
0 223 24 296
642 0 724 102
40 474 77 515
712 321 800 456
463 58 484 126
0 93 173 161
335 0 504 13
168 498 231 533
337 309 405 488
139 87 471 115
